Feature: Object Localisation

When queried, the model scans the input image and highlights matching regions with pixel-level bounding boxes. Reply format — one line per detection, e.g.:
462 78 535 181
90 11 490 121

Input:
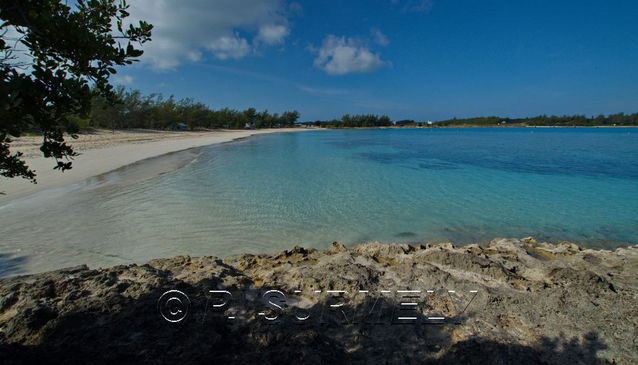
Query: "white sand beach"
0 128 305 202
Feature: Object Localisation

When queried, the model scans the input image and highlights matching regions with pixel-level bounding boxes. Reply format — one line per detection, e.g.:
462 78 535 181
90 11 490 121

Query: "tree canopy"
306 114 393 128
435 113 638 127
0 0 152 183
86 87 301 130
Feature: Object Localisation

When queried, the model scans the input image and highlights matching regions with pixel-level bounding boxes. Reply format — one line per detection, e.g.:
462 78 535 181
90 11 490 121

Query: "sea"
1 127 637 276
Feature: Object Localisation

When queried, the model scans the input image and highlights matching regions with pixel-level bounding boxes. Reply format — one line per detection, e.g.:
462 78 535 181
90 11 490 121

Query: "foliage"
305 114 393 128
88 88 301 130
435 113 638 127
0 0 152 182
394 119 418 126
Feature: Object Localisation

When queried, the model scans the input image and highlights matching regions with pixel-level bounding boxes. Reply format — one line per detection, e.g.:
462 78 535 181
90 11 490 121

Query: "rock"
0 238 636 363
329 241 348 253
24 304 58 330
0 292 17 311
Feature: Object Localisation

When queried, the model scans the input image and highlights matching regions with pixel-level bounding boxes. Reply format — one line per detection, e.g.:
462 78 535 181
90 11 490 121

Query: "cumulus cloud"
312 35 389 76
112 75 134 85
371 28 390 46
256 24 290 45
207 34 250 60
127 0 292 70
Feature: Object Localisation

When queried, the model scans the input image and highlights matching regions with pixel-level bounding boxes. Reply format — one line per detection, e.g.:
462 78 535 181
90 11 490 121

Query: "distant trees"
306 114 393 128
435 113 638 127
394 119 417 127
83 103 638 130
303 112 638 129
87 88 300 130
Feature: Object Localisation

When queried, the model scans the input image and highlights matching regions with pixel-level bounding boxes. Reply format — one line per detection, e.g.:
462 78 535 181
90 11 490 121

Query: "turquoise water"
1 128 637 276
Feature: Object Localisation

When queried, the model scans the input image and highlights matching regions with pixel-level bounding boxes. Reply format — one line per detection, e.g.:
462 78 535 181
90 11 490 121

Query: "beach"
0 128 305 202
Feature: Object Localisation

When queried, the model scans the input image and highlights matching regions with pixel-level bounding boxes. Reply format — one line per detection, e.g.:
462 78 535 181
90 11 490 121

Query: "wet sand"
0 128 306 202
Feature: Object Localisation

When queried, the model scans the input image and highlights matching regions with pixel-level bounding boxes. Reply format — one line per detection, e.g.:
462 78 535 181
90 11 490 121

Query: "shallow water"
1 128 637 276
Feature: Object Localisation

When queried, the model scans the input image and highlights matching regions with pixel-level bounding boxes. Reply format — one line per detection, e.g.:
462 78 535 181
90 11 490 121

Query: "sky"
115 0 638 121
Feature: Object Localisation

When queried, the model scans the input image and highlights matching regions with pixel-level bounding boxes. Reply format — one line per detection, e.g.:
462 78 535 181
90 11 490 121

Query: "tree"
281 110 300 126
0 0 152 183
243 107 257 127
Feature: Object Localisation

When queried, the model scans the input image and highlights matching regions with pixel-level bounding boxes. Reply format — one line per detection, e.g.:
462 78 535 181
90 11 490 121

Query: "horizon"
111 0 638 121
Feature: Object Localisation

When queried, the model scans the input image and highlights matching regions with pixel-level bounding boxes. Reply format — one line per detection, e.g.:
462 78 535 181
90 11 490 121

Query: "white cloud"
186 51 203 62
207 34 250 60
256 24 290 45
312 35 389 76
112 75 134 85
127 0 292 70
371 28 390 46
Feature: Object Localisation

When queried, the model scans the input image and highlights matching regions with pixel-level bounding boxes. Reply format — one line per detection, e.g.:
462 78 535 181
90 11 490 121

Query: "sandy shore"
0 128 305 202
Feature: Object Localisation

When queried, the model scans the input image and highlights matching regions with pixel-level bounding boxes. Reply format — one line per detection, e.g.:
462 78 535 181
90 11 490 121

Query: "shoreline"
329 125 638 129
1 237 636 362
0 128 307 203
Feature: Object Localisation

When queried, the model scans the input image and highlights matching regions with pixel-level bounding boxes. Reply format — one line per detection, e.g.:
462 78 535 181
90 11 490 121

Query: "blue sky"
117 0 638 121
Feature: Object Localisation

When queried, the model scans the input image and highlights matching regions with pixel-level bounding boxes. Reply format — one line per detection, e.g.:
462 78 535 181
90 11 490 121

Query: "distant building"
244 122 256 130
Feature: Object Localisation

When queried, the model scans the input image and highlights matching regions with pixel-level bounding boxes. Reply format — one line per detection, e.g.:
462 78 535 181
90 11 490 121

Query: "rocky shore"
1 238 636 364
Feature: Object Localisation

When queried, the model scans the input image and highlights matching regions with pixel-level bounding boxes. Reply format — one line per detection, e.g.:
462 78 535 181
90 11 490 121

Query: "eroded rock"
0 238 636 364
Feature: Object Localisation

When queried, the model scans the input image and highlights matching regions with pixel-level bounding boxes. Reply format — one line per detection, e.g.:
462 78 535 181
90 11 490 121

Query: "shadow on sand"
0 264 613 365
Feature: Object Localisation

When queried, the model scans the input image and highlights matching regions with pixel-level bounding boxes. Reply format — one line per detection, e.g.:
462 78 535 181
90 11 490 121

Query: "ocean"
1 127 637 276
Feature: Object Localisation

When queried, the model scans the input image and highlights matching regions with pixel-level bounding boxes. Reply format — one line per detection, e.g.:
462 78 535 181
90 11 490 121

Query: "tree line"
301 114 393 128
80 88 300 130
435 113 638 127
300 112 638 129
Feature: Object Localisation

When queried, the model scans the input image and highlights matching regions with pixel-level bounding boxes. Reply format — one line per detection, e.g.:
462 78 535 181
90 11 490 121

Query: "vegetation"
303 114 393 128
393 120 435 127
394 119 417 126
87 88 300 130
1 0 152 182
302 112 638 129
435 113 638 127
